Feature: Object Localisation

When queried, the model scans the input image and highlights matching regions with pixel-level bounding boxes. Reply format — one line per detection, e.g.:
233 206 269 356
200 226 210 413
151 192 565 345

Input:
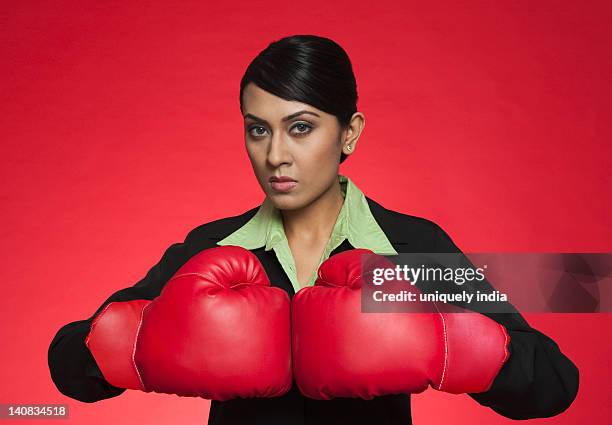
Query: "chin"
268 194 306 211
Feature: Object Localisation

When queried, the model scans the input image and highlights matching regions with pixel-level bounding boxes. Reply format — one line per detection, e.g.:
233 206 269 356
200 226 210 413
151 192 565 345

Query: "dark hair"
240 35 358 164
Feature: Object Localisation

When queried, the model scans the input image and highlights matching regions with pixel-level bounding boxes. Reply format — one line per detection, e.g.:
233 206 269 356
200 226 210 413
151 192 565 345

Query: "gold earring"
346 145 352 151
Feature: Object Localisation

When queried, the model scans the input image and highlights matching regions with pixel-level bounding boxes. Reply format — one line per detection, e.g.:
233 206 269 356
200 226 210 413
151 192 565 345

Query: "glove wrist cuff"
85 300 150 391
435 312 510 394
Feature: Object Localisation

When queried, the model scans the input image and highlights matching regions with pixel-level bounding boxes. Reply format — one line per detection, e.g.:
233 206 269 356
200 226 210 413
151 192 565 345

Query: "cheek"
297 139 341 193
245 146 266 183
306 142 341 173
303 133 341 164
245 143 264 166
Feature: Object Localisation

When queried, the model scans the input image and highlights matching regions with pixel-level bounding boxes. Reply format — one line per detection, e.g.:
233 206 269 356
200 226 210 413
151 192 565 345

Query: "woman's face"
242 83 355 211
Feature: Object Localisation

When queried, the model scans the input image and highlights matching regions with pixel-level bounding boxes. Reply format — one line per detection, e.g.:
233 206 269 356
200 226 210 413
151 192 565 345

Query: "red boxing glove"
291 249 510 400
85 245 292 400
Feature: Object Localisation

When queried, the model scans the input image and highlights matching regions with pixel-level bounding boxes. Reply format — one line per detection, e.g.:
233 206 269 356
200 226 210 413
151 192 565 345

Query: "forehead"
242 83 325 119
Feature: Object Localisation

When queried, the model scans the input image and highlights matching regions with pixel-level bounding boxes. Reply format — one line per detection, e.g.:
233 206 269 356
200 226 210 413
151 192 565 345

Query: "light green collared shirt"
217 174 397 293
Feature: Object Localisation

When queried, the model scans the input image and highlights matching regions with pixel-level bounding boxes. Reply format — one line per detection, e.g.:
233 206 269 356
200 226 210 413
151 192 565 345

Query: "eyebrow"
243 110 321 125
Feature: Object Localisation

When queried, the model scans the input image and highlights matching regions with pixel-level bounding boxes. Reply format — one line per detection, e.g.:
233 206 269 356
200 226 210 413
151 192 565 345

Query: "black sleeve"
47 226 214 403
432 224 580 420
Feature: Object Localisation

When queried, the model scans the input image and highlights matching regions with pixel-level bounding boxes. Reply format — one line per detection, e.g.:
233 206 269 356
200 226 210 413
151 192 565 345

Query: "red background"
2 1 610 424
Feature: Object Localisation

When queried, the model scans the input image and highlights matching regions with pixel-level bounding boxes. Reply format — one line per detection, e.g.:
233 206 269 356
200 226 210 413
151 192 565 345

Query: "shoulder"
366 196 460 252
366 196 444 238
183 205 260 244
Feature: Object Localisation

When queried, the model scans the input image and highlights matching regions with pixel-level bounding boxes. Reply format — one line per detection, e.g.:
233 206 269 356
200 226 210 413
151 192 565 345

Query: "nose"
267 132 292 168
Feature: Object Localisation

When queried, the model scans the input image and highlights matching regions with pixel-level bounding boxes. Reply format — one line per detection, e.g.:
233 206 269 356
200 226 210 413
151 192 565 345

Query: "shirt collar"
217 174 397 255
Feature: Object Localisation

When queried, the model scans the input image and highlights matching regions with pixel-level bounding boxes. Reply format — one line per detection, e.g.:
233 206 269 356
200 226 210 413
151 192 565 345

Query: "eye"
248 125 268 138
291 122 313 135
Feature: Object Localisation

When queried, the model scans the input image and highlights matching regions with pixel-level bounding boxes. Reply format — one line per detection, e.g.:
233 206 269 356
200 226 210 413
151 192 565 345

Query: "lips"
269 176 296 183
269 176 297 193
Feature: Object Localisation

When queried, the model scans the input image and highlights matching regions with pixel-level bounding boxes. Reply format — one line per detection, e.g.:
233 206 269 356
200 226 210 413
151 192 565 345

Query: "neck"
281 178 344 244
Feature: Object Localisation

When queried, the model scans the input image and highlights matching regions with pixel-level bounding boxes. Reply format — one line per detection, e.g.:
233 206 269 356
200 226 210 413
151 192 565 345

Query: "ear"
342 112 365 156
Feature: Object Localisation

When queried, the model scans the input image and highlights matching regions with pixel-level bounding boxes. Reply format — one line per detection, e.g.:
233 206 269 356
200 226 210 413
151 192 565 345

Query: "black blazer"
48 197 579 425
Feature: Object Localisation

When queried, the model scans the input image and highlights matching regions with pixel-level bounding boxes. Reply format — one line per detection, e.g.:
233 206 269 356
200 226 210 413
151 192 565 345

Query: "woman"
48 34 579 425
